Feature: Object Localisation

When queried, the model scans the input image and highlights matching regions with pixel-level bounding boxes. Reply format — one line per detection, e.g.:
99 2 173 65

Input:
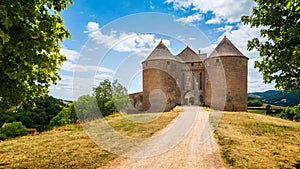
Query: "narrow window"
200 72 203 90
192 73 194 90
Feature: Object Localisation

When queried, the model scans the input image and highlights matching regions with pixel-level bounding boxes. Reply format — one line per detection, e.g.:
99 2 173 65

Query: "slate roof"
177 46 202 62
144 41 177 61
209 36 246 58
144 37 247 63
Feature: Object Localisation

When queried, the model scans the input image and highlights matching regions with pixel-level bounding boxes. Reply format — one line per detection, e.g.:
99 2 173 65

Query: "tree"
93 80 129 117
242 0 300 91
111 80 130 112
49 103 77 127
74 95 100 122
0 0 72 111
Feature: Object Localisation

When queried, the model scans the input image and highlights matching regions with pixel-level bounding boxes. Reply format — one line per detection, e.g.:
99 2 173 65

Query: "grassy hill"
249 90 300 106
213 111 300 168
1 107 299 168
0 108 180 168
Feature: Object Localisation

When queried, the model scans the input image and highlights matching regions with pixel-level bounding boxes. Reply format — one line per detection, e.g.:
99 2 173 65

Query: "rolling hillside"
249 90 300 106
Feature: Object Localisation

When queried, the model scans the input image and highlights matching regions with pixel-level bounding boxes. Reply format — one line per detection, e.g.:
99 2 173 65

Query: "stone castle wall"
142 60 182 112
128 38 248 112
204 56 248 111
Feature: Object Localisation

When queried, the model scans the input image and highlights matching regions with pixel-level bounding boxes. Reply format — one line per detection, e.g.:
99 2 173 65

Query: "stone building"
129 36 248 112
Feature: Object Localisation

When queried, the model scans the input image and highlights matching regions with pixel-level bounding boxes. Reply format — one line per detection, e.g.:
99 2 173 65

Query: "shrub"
0 122 28 140
49 104 77 127
279 105 300 121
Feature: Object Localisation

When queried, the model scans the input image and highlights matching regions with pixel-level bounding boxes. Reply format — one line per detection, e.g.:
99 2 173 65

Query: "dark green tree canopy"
0 0 72 111
93 80 129 117
242 0 300 91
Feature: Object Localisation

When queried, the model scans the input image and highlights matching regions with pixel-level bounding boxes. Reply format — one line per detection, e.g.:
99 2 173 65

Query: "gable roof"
144 41 177 61
177 46 202 62
209 36 247 58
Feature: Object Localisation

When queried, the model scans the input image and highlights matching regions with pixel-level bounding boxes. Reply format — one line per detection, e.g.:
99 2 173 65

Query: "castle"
129 37 248 112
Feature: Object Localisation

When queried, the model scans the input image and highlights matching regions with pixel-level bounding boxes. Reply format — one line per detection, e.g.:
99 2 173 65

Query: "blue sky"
50 0 275 100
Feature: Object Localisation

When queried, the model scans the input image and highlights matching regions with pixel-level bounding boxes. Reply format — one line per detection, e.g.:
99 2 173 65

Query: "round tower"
204 37 248 111
142 41 181 112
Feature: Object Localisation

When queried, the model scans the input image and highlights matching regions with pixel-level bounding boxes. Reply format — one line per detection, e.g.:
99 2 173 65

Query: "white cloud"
166 0 255 24
84 21 100 33
198 23 274 92
165 0 192 10
216 25 233 33
218 23 264 58
50 75 75 100
205 17 223 24
60 59 114 74
60 48 80 62
94 73 113 79
84 21 171 54
198 44 216 55
217 24 274 92
175 13 203 24
150 1 155 9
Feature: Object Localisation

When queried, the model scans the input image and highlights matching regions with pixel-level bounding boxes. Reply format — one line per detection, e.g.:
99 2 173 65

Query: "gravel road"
104 106 226 169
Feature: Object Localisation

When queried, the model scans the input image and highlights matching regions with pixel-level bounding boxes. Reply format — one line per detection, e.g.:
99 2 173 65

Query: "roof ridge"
144 41 177 61
209 36 246 58
177 46 202 62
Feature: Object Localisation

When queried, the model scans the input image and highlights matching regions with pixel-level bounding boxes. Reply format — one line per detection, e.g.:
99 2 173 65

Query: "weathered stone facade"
129 37 248 112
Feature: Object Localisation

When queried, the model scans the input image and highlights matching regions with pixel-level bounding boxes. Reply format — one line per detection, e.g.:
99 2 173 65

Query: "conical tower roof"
144 41 177 61
209 36 247 58
177 46 202 62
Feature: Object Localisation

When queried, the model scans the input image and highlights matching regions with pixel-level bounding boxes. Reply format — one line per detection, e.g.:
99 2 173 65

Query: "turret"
204 36 248 111
142 41 181 112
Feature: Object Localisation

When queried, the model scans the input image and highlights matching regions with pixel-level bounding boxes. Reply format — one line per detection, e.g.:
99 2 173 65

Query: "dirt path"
104 106 226 169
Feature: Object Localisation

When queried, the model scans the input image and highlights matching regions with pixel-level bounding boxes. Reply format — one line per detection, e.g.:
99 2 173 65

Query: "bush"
49 104 77 127
0 122 28 140
278 105 300 121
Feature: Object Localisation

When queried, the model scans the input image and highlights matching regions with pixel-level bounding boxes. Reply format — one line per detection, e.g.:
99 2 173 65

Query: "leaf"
0 1 72 111
286 0 292 9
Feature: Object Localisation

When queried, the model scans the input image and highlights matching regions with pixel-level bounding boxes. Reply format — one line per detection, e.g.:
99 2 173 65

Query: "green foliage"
49 104 77 127
0 96 68 131
0 113 15 127
242 0 300 91
0 122 28 140
248 96 263 107
74 95 100 122
0 0 72 111
93 80 129 117
278 104 300 121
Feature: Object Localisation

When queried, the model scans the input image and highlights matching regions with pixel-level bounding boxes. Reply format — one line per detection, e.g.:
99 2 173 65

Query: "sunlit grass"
0 107 181 168
212 111 300 168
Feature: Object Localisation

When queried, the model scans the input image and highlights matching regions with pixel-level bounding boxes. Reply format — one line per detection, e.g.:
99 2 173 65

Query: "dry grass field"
0 107 180 168
212 111 300 169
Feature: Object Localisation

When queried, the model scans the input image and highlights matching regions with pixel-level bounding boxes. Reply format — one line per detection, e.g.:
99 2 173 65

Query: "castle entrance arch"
183 91 195 105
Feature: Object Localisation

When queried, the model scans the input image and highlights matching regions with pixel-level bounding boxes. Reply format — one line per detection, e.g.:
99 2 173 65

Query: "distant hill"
248 90 300 107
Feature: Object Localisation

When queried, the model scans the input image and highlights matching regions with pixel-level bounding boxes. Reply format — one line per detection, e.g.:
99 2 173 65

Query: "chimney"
198 49 201 54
